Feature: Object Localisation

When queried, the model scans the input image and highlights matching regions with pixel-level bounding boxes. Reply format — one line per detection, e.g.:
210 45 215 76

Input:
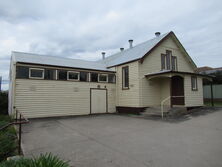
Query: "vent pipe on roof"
155 32 161 37
128 39 133 48
101 52 106 60
120 48 124 52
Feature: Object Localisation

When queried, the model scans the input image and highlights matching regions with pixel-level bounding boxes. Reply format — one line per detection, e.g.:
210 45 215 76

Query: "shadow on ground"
121 107 222 123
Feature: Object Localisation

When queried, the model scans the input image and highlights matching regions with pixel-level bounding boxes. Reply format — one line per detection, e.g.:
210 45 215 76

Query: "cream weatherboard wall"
115 61 140 107
138 36 199 107
15 79 116 118
184 76 204 106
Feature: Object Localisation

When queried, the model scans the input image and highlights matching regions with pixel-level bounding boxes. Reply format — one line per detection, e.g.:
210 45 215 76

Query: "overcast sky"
0 0 222 90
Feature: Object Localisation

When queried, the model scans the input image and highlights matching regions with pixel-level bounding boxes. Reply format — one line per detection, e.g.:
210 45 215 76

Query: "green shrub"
0 92 8 115
0 157 31 167
0 153 70 167
0 128 17 162
0 115 17 162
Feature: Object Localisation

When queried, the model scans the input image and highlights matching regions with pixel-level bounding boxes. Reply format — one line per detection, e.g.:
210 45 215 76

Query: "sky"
0 0 222 90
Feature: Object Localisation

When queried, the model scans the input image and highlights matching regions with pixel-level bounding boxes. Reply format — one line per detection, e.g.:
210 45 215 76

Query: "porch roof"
145 70 212 79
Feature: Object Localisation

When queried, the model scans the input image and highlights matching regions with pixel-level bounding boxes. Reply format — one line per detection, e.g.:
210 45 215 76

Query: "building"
8 31 209 118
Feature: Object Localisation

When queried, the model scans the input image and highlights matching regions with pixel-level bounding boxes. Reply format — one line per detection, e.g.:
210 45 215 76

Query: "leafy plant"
0 115 17 162
0 91 8 115
0 153 70 167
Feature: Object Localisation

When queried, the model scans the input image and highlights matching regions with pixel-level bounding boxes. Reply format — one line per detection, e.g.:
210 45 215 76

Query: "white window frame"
29 68 44 79
191 76 198 91
98 74 108 83
67 71 80 81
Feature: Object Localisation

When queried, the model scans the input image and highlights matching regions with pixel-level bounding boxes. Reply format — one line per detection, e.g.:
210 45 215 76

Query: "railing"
161 96 184 119
0 109 29 155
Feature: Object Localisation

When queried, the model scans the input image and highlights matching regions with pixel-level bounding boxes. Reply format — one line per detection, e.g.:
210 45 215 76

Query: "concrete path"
21 108 222 167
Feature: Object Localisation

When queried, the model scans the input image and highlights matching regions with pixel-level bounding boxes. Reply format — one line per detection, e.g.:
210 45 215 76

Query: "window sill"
192 89 198 91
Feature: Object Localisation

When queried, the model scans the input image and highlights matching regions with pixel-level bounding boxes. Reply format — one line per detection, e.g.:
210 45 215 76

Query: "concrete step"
168 107 187 116
141 106 187 117
142 106 170 116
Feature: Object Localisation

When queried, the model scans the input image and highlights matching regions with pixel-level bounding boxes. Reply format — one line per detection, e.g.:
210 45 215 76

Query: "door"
90 89 107 114
171 76 185 105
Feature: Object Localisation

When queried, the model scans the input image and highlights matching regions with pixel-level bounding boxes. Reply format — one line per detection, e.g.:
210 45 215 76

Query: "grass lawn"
0 115 17 162
204 101 222 107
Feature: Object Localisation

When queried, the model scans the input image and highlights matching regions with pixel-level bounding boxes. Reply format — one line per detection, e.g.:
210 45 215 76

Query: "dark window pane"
191 76 197 90
68 72 79 80
45 69 56 80
171 56 177 71
16 66 29 79
58 70 67 80
161 54 165 70
123 66 129 88
91 73 98 82
80 72 88 81
166 50 171 70
108 74 116 83
30 69 44 78
99 74 108 82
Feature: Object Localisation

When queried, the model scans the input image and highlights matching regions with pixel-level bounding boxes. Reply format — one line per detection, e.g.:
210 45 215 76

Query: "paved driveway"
22 108 222 167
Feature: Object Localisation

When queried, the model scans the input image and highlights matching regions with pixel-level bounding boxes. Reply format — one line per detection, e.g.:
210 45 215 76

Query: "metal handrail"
161 96 184 119
0 109 29 155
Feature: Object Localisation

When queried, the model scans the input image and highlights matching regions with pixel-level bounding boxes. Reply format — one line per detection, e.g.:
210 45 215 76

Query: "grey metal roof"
11 32 171 71
12 51 114 72
98 32 170 67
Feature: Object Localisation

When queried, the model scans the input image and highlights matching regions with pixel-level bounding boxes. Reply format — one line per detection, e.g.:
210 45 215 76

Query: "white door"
91 89 107 114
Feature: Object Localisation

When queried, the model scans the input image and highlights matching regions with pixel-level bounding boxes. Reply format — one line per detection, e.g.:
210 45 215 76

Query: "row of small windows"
16 66 116 83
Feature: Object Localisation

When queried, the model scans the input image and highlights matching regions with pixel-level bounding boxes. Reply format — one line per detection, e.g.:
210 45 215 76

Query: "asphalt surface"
21 108 222 167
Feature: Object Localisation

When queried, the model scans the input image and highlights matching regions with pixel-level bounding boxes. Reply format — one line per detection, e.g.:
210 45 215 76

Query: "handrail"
161 96 184 119
0 109 29 155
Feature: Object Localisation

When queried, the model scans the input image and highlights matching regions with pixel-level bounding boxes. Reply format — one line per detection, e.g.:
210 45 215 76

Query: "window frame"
161 54 166 70
122 66 129 89
166 50 171 70
98 73 108 83
171 56 178 71
29 68 44 79
67 71 80 81
191 76 198 91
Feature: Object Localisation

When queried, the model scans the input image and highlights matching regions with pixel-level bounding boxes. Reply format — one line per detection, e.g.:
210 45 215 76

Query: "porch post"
210 83 214 107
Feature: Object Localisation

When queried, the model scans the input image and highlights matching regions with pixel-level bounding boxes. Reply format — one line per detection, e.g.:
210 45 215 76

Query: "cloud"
0 0 222 90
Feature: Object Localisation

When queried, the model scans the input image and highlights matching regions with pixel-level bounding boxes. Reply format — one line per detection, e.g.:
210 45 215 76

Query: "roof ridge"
103 32 170 61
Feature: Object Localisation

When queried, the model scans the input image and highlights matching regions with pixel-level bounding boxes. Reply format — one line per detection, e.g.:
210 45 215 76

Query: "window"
191 76 198 91
161 50 177 71
161 54 166 70
44 69 57 80
58 70 67 80
122 66 129 89
91 73 98 82
108 74 116 83
171 56 177 71
166 50 171 70
98 74 108 82
68 71 79 81
16 66 29 79
29 68 44 79
80 71 89 81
